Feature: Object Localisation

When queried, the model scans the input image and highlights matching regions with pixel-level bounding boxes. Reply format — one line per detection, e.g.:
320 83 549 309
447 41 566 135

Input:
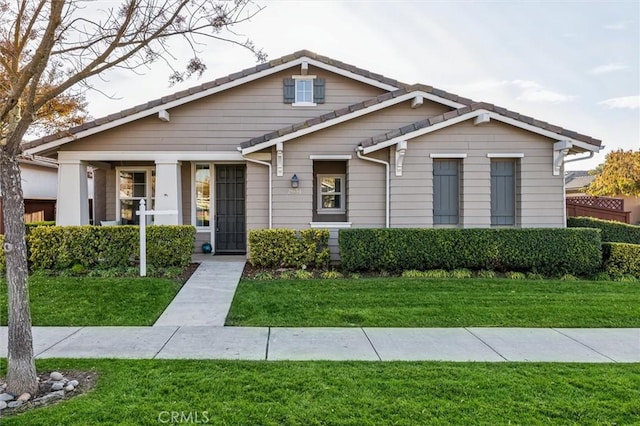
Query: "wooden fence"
566 196 631 223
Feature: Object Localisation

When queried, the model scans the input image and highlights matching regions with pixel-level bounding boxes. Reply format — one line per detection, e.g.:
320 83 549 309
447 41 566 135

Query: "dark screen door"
215 165 246 253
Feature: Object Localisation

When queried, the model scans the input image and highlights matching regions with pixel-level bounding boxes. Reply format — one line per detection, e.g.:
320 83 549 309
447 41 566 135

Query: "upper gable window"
284 76 325 106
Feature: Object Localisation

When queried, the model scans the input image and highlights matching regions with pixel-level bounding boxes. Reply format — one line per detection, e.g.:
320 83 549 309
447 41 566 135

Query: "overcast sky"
85 0 640 171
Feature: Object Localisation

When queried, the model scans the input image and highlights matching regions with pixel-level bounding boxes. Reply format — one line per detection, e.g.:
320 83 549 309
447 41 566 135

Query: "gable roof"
23 50 407 155
358 102 602 154
240 84 473 154
565 170 595 190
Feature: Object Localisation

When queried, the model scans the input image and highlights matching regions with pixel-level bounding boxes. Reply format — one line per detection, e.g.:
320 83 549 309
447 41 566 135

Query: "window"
118 169 155 225
433 159 460 224
491 159 516 226
283 77 325 105
195 164 211 228
317 175 345 213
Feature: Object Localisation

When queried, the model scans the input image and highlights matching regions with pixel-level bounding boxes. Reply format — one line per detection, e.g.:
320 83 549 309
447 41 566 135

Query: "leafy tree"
0 0 264 395
587 150 640 197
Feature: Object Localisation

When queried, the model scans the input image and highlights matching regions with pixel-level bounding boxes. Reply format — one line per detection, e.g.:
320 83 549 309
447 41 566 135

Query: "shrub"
476 270 496 279
526 272 545 280
560 273 578 281
602 242 640 278
28 225 195 270
423 269 450 279
505 271 526 280
24 221 55 235
294 269 314 280
339 228 602 276
248 228 330 269
567 217 640 244
320 270 344 279
401 270 426 278
592 271 612 281
450 268 472 279
253 271 274 281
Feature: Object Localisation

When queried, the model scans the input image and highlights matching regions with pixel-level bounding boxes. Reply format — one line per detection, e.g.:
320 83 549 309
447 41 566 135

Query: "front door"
215 164 246 253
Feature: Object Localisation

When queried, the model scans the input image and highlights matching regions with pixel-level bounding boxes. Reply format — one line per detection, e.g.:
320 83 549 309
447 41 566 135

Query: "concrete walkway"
2 257 638 362
0 326 638 362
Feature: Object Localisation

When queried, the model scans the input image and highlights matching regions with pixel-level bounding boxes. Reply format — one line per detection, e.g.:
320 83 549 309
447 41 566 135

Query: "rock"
51 382 64 391
0 393 14 402
0 400 7 410
17 393 30 402
33 390 65 406
64 384 75 392
7 400 23 408
68 380 79 387
50 372 64 381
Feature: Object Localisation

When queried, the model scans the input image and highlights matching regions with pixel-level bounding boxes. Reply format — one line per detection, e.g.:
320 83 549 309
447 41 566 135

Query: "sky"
85 0 640 171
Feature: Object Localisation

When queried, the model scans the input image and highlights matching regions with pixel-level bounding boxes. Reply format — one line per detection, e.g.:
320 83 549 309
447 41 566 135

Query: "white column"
56 160 90 225
154 160 182 225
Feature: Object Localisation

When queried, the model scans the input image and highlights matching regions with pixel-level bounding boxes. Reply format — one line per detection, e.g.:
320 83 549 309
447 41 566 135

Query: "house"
22 50 602 257
0 155 58 234
565 170 594 196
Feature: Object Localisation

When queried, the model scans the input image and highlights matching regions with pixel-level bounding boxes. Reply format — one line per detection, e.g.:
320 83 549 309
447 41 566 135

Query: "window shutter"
313 78 325 104
490 160 515 225
283 78 295 104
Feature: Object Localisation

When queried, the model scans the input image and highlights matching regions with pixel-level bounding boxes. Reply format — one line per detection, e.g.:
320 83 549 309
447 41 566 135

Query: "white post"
139 199 147 277
56 159 90 225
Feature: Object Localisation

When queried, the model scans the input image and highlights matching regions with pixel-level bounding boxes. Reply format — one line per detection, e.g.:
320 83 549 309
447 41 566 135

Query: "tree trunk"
0 148 37 396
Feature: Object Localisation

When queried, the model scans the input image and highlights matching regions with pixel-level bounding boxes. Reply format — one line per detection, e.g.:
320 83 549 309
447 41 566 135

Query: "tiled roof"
22 50 408 151
240 84 472 149
565 171 595 189
358 102 602 149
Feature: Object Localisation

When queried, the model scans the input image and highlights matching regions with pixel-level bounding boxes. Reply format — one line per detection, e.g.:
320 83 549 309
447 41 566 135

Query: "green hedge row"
249 228 330 269
28 225 195 270
567 217 640 244
602 242 640 277
339 228 602 276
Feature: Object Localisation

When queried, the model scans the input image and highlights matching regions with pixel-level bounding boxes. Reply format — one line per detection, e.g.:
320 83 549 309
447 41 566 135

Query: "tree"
0 0 264 395
586 149 640 197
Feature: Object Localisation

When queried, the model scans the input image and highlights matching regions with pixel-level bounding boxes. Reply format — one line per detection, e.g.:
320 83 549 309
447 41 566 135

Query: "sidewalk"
2 256 638 362
0 326 638 362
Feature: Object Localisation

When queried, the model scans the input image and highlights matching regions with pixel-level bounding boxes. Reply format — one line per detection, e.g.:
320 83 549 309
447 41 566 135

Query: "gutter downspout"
239 149 272 228
356 147 390 228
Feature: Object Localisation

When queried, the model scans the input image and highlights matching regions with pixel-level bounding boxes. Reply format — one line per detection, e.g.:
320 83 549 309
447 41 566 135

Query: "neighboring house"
0 155 58 234
22 50 602 256
565 170 594 196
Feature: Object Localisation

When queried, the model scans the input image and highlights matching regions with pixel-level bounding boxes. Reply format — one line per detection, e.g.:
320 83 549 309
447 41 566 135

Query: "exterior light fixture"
291 174 299 188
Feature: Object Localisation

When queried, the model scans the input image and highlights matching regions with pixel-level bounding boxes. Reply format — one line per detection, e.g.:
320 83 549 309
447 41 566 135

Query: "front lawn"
2 359 638 425
0 276 182 326
226 278 640 327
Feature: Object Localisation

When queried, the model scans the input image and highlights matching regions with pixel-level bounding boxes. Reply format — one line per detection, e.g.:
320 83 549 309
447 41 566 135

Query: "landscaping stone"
17 392 31 402
7 400 23 408
51 382 64 391
68 380 79 387
50 372 64 381
0 393 14 402
33 390 65 405
64 384 75 392
0 400 7 410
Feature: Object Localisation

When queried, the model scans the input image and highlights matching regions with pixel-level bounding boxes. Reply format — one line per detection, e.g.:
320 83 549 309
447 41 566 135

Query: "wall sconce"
290 174 299 188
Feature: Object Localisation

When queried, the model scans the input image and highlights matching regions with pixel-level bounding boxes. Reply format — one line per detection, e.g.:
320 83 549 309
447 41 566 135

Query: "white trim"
292 102 317 107
294 77 315 105
309 154 353 160
310 222 352 228
24 55 403 155
395 140 407 176
361 109 601 155
158 110 170 122
57 151 244 162
292 74 316 80
487 153 525 158
317 174 346 214
430 153 467 159
192 162 213 233
276 142 284 177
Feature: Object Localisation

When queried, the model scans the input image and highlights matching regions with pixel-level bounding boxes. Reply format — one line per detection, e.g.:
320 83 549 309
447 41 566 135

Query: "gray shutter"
283 78 295 104
313 78 325 104
433 159 459 224
491 160 515 225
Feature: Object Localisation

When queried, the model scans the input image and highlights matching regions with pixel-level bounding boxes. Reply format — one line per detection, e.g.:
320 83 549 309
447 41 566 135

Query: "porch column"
154 160 182 225
56 159 90 225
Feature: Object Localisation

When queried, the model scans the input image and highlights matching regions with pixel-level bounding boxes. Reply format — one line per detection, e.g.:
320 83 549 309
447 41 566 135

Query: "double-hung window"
118 169 155 225
317 175 345 213
283 76 325 106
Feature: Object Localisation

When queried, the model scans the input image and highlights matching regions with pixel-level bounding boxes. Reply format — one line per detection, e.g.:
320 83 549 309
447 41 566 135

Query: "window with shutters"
433 159 461 225
284 76 325 106
491 159 516 226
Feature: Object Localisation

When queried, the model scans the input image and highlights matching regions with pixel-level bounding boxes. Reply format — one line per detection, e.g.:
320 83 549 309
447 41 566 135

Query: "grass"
226 278 640 327
0 276 182 326
1 359 638 425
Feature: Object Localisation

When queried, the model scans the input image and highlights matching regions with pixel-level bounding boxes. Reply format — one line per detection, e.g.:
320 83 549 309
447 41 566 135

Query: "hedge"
567 217 640 244
249 228 330 269
339 228 602 276
28 225 195 270
602 242 640 277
